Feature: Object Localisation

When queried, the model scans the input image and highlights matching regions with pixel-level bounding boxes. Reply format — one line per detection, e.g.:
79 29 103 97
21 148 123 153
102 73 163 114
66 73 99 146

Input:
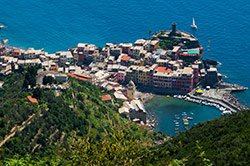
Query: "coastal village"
0 24 248 128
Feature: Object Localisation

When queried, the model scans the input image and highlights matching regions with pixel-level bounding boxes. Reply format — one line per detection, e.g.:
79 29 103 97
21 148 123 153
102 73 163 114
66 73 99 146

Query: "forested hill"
156 109 250 165
0 68 166 165
0 68 249 165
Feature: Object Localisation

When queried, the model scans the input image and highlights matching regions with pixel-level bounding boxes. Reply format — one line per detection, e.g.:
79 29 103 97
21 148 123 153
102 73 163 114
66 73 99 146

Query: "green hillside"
0 68 249 165
163 109 250 165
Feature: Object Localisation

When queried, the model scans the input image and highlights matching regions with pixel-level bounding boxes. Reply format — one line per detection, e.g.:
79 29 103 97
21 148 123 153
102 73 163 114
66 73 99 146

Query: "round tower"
172 23 177 35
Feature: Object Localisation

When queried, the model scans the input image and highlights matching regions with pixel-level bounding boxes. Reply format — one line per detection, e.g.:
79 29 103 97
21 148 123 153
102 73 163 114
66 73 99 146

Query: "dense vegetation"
164 110 250 165
0 69 249 165
0 71 166 164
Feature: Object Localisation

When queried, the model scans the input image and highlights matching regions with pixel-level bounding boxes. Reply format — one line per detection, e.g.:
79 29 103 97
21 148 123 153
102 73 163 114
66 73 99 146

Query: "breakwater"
174 83 248 115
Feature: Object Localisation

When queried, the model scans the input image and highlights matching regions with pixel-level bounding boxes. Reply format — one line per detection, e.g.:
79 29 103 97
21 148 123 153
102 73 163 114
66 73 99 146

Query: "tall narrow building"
126 80 136 101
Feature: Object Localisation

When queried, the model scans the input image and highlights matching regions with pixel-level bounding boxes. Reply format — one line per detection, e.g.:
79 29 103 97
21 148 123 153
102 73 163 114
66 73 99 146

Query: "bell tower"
127 80 136 101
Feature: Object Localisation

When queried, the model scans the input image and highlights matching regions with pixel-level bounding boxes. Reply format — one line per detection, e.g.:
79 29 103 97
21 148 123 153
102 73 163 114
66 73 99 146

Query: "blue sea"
1 0 249 136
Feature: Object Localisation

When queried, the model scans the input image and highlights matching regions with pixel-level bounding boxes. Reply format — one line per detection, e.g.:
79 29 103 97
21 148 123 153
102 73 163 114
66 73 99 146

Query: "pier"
174 82 248 114
218 82 248 92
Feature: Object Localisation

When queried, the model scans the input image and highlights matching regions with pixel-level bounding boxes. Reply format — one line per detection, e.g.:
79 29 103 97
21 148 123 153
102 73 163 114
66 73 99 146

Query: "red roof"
101 94 112 101
50 65 58 69
121 55 131 62
68 73 92 81
156 67 173 73
27 96 38 103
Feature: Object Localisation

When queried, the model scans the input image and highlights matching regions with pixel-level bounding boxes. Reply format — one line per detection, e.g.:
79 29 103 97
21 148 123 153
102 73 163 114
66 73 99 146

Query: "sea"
0 0 249 136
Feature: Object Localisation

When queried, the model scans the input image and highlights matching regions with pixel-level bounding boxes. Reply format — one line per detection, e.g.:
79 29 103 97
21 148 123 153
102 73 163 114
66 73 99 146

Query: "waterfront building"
134 39 147 46
144 39 160 51
72 43 99 65
119 43 133 54
152 66 194 93
22 48 44 60
56 51 74 67
101 47 110 59
205 67 220 87
180 48 202 63
192 64 200 86
11 48 22 58
110 46 122 59
125 65 157 86
173 67 194 92
153 67 173 89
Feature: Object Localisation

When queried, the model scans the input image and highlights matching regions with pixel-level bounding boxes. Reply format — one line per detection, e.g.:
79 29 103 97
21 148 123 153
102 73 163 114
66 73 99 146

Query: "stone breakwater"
174 82 248 115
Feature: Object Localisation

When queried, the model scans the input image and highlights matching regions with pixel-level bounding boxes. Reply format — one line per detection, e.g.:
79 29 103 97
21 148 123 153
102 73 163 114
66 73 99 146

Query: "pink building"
116 71 126 83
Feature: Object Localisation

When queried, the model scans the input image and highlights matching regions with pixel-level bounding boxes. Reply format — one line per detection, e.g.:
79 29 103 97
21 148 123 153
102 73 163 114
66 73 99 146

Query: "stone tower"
127 80 136 101
172 23 177 34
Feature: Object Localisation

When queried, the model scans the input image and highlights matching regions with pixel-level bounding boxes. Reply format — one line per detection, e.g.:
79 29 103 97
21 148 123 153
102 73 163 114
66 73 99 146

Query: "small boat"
1 39 8 45
187 117 193 120
0 24 5 29
191 17 198 29
175 114 180 120
222 110 232 115
175 128 179 131
183 119 189 125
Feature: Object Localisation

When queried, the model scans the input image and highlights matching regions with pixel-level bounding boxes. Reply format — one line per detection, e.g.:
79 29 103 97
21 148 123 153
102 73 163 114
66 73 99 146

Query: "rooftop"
101 94 112 101
27 96 38 103
156 67 173 73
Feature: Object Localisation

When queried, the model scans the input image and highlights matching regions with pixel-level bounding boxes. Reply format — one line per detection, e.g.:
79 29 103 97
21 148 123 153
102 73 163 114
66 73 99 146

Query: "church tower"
127 80 136 101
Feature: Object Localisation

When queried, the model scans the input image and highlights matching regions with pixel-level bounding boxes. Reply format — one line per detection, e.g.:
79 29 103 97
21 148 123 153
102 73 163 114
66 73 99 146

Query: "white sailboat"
191 17 197 29
0 23 5 29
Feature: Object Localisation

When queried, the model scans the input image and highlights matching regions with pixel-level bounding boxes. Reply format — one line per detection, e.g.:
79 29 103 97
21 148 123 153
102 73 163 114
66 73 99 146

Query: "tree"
43 76 56 85
32 88 42 99
22 65 39 89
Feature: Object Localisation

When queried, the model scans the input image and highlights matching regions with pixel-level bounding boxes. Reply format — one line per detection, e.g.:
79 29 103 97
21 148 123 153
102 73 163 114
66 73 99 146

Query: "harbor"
173 82 248 115
145 95 221 136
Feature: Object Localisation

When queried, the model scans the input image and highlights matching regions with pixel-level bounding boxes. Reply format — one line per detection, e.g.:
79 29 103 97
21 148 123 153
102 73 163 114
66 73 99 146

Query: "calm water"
145 96 221 136
1 0 249 136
